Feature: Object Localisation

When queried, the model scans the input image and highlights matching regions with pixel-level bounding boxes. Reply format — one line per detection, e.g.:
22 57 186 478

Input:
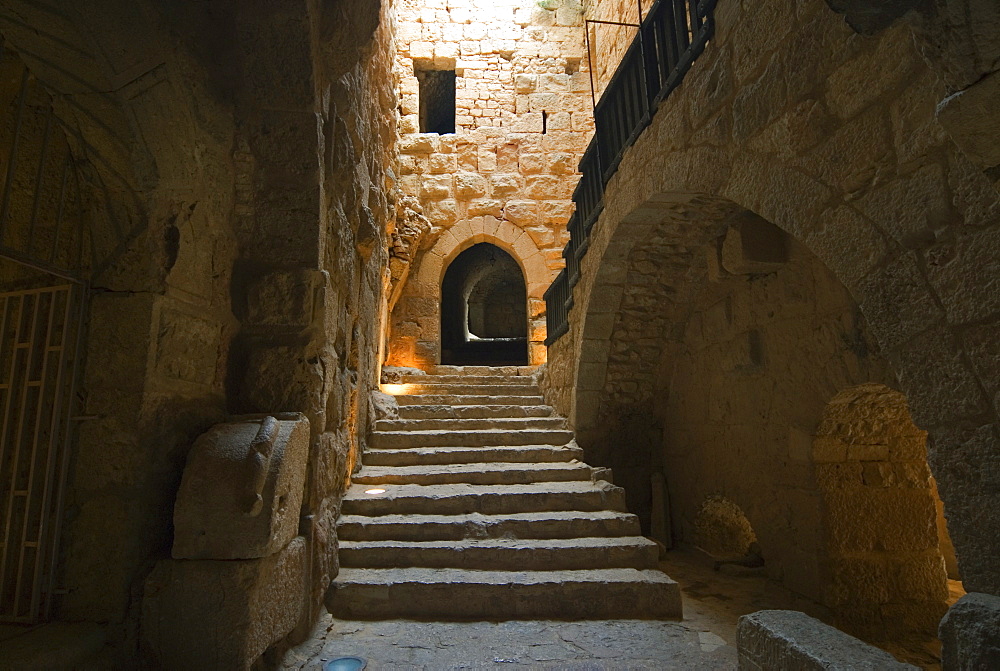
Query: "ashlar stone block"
173 414 310 560
737 610 917 670
141 537 306 670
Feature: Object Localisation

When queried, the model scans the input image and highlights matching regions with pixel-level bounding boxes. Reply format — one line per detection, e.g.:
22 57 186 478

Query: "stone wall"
813 384 948 639
541 0 1000 655
0 0 239 641
0 0 398 664
585 0 646 98
386 0 593 367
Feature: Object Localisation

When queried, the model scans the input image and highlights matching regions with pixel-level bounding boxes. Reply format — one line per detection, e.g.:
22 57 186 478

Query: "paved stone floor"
281 548 947 670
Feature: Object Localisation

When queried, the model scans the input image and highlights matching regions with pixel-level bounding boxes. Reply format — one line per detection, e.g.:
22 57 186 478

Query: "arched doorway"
440 243 528 365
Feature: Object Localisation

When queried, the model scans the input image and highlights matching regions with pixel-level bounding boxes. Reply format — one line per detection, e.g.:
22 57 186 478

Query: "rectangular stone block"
736 610 917 670
940 592 1000 670
141 537 306 670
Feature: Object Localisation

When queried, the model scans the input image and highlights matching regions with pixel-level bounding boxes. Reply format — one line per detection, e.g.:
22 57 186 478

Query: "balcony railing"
544 0 716 345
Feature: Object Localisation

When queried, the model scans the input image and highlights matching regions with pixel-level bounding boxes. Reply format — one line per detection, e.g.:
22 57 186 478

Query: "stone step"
394 394 547 406
396 374 536 386
326 567 682 620
374 416 567 432
351 462 592 486
397 404 554 420
339 537 660 570
387 383 539 396
362 444 584 467
337 510 643 542
428 365 538 376
340 481 628 517
369 428 574 449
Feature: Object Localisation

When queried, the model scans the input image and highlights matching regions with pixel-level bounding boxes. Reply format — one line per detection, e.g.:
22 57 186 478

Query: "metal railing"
544 0 716 345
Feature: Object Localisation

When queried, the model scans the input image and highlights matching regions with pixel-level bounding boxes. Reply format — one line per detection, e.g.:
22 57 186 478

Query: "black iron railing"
543 269 570 346
543 0 716 345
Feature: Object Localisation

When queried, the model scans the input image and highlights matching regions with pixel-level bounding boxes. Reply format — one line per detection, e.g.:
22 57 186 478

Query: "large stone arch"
545 0 1000 604
390 216 553 367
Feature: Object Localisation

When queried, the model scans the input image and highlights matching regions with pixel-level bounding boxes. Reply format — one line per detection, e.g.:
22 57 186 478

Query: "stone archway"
388 217 553 367
541 0 1000 600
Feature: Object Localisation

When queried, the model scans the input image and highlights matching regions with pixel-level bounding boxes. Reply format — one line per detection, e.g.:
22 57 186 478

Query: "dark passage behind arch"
441 243 527 365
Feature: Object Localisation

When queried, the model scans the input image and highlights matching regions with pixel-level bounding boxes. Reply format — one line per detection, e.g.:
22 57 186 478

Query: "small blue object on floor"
323 657 366 671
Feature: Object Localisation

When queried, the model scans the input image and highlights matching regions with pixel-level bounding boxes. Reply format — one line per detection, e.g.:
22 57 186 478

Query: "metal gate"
0 284 81 622
0 40 89 623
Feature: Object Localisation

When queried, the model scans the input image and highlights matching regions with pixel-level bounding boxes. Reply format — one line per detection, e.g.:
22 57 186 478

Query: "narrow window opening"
416 67 456 135
542 110 548 134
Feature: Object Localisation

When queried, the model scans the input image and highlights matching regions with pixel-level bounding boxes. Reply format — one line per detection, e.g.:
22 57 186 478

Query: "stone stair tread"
333 566 675 586
340 536 657 551
387 384 539 395
396 375 535 385
397 404 554 419
337 510 643 541
344 480 615 499
362 445 583 466
369 428 575 449
428 365 538 376
338 510 638 527
354 462 588 477
375 417 566 431
338 536 660 570
341 480 628 515
351 461 590 486
394 394 547 406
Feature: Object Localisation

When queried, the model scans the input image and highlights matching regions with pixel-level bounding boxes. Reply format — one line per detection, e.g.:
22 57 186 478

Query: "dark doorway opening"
441 243 528 365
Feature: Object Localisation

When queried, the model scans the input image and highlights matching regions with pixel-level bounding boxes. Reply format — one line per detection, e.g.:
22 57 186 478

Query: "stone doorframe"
408 217 553 367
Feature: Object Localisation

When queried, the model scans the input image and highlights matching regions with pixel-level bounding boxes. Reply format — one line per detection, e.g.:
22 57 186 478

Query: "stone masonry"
327 366 681 619
387 0 594 368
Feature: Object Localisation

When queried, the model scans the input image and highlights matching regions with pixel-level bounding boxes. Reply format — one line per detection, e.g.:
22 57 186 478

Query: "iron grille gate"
0 40 89 623
0 284 80 622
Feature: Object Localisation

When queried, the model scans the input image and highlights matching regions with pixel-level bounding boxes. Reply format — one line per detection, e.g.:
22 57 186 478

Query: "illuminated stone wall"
387 0 594 367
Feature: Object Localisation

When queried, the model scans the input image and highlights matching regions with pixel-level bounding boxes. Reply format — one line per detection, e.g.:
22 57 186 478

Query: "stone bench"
737 610 917 670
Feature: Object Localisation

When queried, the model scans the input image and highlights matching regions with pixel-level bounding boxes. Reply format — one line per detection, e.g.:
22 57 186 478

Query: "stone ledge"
736 610 917 670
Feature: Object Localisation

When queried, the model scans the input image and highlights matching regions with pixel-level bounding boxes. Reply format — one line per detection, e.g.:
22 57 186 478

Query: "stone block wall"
0 0 398 664
387 0 593 368
541 0 1000 659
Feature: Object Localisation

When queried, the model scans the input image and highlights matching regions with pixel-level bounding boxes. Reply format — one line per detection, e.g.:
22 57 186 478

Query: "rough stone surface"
736 610 918 670
936 69 1000 171
328 369 681 620
939 592 1000 670
141 537 306 670
541 0 1000 634
172 415 310 560
387 0 593 367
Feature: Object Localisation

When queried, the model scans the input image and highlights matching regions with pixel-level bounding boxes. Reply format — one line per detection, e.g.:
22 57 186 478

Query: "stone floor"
0 548 958 669
280 548 953 670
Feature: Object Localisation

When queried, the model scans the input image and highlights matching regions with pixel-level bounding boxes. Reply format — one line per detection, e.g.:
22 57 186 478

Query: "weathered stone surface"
937 70 1000 171
736 610 918 670
173 415 310 560
369 390 400 420
141 537 307 670
939 592 1000 670
387 2 591 367
540 0 1000 636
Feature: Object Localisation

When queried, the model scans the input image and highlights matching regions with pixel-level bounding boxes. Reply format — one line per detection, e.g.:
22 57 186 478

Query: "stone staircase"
326 366 682 620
